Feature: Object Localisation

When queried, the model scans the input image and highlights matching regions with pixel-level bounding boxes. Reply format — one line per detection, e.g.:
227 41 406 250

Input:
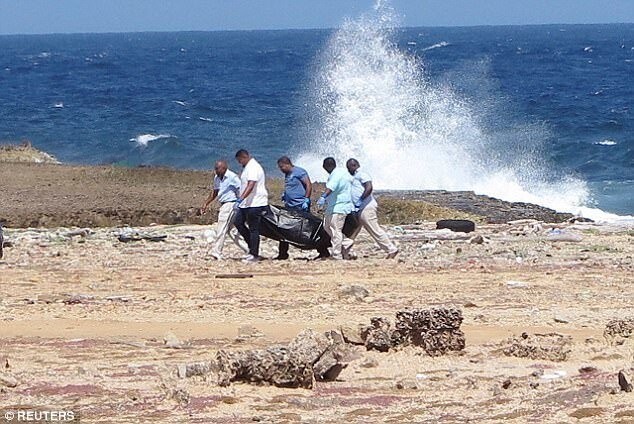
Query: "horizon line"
1 21 633 37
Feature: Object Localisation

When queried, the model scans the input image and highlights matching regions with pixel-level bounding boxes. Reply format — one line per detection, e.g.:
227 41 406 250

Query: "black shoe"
273 255 289 261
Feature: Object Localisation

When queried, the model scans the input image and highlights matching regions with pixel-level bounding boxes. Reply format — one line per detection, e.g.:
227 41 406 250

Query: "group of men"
200 149 398 263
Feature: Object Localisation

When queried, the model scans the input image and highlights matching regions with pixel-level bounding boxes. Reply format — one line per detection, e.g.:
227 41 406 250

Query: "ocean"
0 6 632 219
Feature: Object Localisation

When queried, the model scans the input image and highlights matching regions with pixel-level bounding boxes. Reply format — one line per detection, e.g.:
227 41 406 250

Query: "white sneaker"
210 251 223 260
242 254 260 263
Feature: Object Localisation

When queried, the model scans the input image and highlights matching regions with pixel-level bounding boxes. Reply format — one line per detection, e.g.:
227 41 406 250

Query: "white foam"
198 117 213 122
595 139 617 146
298 0 629 224
53 102 64 108
129 133 172 147
172 100 187 106
421 41 450 52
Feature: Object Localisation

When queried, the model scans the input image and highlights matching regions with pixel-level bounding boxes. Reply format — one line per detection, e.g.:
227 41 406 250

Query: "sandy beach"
0 162 633 423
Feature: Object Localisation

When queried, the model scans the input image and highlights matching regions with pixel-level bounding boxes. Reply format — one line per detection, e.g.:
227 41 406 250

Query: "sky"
0 0 633 35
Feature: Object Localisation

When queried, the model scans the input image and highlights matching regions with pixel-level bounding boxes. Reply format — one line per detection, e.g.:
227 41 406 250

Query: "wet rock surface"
377 190 574 223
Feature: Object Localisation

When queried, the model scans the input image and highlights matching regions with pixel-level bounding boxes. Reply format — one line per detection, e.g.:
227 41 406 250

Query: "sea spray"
296 1 625 220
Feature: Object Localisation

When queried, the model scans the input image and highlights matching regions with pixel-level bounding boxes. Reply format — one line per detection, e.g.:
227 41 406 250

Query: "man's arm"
360 181 373 201
239 181 257 201
200 189 219 214
302 176 313 198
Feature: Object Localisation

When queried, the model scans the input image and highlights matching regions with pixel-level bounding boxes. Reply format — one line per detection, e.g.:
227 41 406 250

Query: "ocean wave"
172 100 187 106
198 117 213 122
298 0 630 224
595 139 617 146
421 41 450 52
129 133 173 147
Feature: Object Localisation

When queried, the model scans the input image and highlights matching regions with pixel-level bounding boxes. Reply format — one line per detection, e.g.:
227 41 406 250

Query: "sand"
1 218 633 423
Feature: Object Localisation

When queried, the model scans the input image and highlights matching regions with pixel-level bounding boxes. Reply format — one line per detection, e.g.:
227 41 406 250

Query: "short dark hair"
347 158 359 167
323 157 336 168
277 156 292 165
235 149 249 158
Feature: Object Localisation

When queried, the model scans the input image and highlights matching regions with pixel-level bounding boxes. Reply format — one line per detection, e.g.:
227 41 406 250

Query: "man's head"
277 156 293 174
322 157 336 174
214 160 228 177
346 158 360 175
235 149 251 167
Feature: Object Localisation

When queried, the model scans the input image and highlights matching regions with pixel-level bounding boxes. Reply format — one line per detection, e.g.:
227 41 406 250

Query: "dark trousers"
234 206 267 257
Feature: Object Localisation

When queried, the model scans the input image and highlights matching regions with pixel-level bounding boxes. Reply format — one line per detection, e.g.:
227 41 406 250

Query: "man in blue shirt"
346 158 398 259
275 156 313 260
200 160 249 260
316 157 354 260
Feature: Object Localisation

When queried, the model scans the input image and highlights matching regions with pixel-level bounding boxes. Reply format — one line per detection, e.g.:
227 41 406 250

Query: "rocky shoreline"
1 161 573 228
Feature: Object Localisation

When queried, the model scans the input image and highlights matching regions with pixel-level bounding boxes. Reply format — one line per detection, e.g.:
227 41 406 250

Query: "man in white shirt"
234 149 269 263
346 158 399 259
200 160 249 260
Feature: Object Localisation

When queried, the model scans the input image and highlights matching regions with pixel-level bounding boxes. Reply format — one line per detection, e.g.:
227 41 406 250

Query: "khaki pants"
350 199 397 253
324 212 354 259
211 202 249 256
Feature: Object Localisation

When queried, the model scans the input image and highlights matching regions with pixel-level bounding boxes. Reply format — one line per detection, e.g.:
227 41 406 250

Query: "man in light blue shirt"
316 157 354 260
346 158 398 259
200 160 249 260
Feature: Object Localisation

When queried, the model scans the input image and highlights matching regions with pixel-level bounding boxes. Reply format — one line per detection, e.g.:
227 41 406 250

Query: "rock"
554 315 570 324
502 332 572 362
216 329 351 389
177 364 187 379
604 317 634 344
618 370 633 392
169 387 190 405
364 317 393 353
546 229 582 242
163 332 183 349
470 234 485 244
63 293 95 305
360 357 379 368
179 362 213 378
216 346 314 388
394 379 417 390
502 379 512 389
579 366 599 374
463 301 478 308
392 308 466 356
338 284 370 301
237 325 263 339
340 324 369 345
0 373 18 388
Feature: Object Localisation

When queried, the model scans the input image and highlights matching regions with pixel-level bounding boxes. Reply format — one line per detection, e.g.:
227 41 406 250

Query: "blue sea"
0 7 632 219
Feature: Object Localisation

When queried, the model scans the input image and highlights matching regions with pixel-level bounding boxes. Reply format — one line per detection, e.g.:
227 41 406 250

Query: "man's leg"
211 202 233 257
325 213 344 260
233 207 252 252
276 241 290 259
342 214 358 259
360 200 398 254
246 206 265 257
